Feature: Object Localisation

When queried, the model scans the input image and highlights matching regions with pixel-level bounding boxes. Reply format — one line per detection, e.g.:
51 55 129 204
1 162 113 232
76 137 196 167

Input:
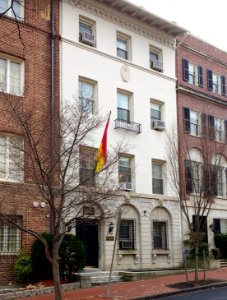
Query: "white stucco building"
60 0 187 271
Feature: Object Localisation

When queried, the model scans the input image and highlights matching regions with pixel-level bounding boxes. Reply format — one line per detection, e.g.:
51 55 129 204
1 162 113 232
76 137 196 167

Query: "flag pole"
106 209 122 298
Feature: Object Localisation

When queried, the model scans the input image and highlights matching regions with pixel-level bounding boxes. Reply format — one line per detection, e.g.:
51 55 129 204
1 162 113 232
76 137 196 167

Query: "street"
158 286 227 299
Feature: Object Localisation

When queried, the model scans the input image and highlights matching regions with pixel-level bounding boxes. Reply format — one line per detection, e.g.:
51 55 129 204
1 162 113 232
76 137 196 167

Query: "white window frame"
214 117 223 142
0 0 24 19
149 46 163 71
0 134 24 182
118 156 132 185
79 16 95 44
117 32 130 60
152 160 164 195
190 110 200 136
78 78 96 114
0 54 24 96
212 73 219 93
0 217 21 254
188 63 196 85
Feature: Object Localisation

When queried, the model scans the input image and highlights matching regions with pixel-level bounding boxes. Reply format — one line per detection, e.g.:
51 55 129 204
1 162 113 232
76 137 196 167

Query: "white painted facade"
60 0 186 271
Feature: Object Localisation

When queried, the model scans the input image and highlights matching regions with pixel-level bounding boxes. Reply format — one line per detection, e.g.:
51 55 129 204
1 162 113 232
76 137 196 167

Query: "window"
119 156 131 185
0 0 24 19
119 219 136 250
149 47 163 72
214 117 223 142
0 56 23 96
217 167 224 197
152 161 164 195
79 79 95 114
183 107 200 136
207 70 226 95
182 59 203 87
117 33 130 60
153 221 168 250
0 217 21 253
150 101 164 130
79 17 95 46
117 92 130 122
0 135 23 182
79 147 95 186
185 160 201 194
188 63 196 84
213 219 227 234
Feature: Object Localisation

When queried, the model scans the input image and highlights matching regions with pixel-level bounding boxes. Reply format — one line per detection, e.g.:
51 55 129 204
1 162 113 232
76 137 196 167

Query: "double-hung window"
79 17 95 46
117 33 130 60
183 108 200 136
0 0 24 19
217 167 224 197
79 79 95 114
150 103 161 124
119 219 136 250
152 161 164 195
188 63 196 85
185 160 201 194
0 217 21 253
0 56 23 96
153 221 168 250
212 73 219 93
119 156 132 187
214 117 223 142
149 47 163 72
182 59 203 87
117 92 130 122
79 147 95 186
0 135 23 182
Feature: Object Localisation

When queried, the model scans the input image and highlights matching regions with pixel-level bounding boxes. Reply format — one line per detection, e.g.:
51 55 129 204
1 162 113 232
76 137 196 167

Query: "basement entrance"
76 221 99 267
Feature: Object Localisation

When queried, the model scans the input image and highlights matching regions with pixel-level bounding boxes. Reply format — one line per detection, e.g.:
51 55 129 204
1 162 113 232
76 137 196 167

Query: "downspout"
50 0 55 234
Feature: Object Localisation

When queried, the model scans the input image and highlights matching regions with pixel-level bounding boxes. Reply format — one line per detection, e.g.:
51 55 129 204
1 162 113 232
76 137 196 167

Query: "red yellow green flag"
94 112 111 174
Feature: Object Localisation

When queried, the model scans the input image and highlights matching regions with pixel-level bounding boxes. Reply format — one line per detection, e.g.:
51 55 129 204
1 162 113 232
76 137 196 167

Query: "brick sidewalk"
17 267 227 300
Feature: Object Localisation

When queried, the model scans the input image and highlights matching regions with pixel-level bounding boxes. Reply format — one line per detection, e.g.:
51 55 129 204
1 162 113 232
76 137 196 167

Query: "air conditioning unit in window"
119 182 132 191
150 59 163 72
153 120 165 131
120 240 132 249
80 31 95 46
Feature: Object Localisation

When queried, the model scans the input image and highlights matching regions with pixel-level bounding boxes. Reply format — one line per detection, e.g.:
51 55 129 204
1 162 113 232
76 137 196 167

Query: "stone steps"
220 259 227 268
78 268 122 285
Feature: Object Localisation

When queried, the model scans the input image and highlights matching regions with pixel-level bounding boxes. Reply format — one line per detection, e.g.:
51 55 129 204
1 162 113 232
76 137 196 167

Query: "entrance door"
76 222 99 267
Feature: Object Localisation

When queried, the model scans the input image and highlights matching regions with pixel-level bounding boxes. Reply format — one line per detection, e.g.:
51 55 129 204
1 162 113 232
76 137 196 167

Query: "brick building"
0 0 59 284
176 34 227 252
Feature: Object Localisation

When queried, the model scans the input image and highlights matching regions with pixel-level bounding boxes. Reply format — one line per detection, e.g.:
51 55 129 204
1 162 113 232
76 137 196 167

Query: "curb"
131 281 227 299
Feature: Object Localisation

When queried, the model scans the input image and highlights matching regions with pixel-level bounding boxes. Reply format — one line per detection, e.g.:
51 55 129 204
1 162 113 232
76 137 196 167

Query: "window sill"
118 249 138 255
152 249 170 254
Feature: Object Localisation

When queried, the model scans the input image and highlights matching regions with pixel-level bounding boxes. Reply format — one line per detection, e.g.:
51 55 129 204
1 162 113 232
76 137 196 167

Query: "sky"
128 0 227 52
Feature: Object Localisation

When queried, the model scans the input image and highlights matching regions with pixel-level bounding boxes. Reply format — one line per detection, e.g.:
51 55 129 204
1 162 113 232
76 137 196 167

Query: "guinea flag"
94 112 111 174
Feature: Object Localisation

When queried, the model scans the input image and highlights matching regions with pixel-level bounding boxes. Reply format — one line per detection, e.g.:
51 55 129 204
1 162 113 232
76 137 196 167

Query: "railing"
114 118 141 134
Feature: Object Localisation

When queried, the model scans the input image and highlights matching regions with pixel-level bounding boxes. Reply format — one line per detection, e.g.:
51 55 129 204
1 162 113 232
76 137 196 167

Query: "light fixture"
108 222 114 234
144 210 147 216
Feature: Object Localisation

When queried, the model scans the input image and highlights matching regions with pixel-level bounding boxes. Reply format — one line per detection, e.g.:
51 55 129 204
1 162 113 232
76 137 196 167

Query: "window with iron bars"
119 219 136 250
0 216 21 253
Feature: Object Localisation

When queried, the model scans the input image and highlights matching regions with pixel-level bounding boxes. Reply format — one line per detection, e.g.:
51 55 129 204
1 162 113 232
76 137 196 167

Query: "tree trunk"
194 245 199 284
52 246 62 300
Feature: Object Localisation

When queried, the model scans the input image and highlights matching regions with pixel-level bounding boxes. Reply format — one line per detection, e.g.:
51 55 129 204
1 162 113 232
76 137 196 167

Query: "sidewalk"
17 267 227 300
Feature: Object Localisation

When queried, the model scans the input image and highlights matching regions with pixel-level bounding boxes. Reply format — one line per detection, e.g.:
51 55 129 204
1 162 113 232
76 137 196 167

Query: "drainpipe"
50 0 55 234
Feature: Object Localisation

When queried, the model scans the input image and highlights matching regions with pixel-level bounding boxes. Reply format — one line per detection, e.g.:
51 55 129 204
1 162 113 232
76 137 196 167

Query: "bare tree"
0 96 126 300
166 126 225 284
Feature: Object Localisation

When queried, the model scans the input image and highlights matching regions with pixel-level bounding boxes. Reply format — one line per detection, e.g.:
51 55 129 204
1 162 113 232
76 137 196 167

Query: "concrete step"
220 259 227 268
78 269 122 284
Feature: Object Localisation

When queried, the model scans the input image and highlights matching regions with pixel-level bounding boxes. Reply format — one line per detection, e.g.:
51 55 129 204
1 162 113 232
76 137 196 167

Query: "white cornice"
64 0 176 49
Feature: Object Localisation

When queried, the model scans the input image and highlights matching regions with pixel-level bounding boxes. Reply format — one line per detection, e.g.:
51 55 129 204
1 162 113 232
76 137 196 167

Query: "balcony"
114 118 141 134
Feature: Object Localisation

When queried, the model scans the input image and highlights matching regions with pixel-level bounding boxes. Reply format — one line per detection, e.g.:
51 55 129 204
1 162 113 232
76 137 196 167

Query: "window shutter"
182 59 189 82
198 65 203 87
183 107 190 134
224 120 227 143
208 115 215 139
213 219 221 234
201 113 208 137
210 165 217 196
185 160 192 193
207 70 213 91
221 75 226 96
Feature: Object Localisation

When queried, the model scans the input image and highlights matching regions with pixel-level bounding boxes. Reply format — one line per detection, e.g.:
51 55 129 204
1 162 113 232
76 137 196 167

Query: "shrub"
31 233 85 282
59 234 85 282
14 253 32 284
31 232 52 280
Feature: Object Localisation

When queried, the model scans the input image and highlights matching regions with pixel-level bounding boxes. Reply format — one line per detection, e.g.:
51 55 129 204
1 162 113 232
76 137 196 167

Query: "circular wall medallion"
121 64 130 82
32 201 39 208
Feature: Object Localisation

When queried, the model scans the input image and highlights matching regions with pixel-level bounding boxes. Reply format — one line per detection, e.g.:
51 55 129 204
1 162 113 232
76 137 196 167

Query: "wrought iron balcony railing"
114 118 141 134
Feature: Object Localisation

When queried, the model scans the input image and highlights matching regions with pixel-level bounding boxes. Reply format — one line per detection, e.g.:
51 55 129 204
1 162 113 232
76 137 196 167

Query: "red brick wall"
0 0 59 284
176 34 227 198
